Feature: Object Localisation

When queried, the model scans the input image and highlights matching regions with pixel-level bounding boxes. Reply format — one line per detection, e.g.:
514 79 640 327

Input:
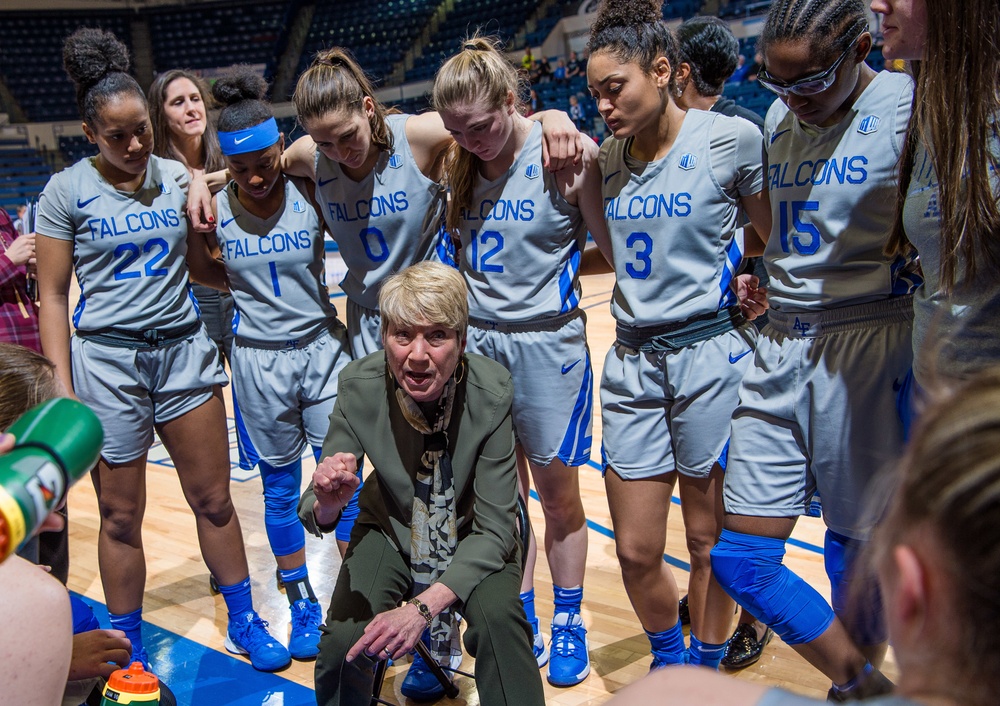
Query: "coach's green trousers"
314 522 545 706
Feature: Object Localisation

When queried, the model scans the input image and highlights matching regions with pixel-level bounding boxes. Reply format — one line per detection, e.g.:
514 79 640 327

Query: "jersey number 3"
778 200 821 255
625 231 652 279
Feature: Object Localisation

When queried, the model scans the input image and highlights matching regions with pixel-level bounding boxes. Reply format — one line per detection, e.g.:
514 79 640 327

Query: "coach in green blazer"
299 262 544 706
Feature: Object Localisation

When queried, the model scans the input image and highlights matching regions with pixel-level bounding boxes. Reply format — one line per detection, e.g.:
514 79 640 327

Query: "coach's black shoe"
678 595 690 626
826 665 894 701
721 622 773 670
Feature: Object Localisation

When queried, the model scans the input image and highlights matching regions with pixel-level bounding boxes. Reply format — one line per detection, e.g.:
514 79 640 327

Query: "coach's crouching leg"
462 554 545 706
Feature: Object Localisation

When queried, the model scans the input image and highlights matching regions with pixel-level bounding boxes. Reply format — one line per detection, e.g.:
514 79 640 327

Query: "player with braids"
587 0 771 670
186 66 359 663
34 28 283 672
432 35 607 690
872 0 1000 390
709 0 920 698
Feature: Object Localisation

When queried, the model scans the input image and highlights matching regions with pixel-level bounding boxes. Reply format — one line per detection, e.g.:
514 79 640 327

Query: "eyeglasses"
758 31 866 97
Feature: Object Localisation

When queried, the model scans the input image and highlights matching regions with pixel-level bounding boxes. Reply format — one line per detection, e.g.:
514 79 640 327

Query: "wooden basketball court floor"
64 266 898 705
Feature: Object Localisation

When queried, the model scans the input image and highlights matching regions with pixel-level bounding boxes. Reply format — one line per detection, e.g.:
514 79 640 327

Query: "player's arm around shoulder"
558 139 614 268
283 134 320 181
186 196 228 292
405 111 455 180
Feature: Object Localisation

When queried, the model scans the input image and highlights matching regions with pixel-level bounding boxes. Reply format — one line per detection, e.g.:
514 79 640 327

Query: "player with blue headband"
187 66 361 666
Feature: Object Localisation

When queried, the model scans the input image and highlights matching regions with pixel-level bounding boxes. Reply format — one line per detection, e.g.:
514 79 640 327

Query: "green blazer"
298 351 518 604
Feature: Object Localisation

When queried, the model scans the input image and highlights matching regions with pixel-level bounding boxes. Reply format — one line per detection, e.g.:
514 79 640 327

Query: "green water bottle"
0 398 103 561
100 662 161 705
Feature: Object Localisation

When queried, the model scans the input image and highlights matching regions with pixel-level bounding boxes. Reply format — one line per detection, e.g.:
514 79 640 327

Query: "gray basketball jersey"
763 71 921 313
315 113 446 309
36 155 196 331
600 109 764 326
216 176 335 342
458 122 587 321
903 133 1000 380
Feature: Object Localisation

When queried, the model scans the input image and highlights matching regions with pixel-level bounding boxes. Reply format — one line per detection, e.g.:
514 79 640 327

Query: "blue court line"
578 460 825 558
71 593 315 706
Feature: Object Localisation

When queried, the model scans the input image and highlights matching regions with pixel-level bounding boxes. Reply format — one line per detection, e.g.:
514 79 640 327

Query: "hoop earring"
453 358 466 384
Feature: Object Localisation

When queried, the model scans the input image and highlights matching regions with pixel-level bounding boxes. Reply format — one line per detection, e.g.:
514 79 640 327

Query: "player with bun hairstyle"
34 28 280 673
187 66 359 663
709 0 920 698
432 34 608 690
148 68 235 368
587 0 771 671
872 0 1000 390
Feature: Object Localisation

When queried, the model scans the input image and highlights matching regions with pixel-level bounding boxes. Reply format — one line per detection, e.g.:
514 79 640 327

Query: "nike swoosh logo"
77 195 100 208
234 135 253 145
770 129 791 145
220 217 235 228
728 349 752 364
318 176 338 186
561 359 582 375
604 170 621 184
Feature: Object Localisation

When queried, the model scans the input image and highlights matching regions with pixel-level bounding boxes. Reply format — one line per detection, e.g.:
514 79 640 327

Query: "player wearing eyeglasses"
709 0 920 699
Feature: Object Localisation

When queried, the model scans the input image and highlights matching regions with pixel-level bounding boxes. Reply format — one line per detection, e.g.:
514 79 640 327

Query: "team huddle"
24 0 1000 702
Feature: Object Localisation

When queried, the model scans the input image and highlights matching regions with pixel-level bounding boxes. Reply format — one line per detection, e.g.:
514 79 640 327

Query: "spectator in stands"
148 69 235 368
525 88 544 116
566 50 584 79
11 204 27 233
554 58 569 85
728 54 751 83
522 45 534 72
568 94 587 132
534 57 552 83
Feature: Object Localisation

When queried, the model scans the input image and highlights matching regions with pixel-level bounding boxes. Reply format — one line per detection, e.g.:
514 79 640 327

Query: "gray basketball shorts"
231 323 352 469
71 325 228 464
601 324 757 480
346 298 383 358
723 296 914 540
466 310 593 467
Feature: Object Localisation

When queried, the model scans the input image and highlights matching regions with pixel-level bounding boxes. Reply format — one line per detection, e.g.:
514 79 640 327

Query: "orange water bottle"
100 662 161 705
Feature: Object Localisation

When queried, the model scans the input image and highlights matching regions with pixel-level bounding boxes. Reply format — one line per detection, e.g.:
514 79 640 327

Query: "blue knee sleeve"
260 459 306 557
711 529 835 646
825 530 887 646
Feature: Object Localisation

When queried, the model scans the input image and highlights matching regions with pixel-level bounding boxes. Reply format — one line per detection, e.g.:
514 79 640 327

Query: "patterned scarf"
396 374 462 669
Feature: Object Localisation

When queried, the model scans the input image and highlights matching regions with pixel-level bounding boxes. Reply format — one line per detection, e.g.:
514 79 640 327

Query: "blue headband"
218 117 280 155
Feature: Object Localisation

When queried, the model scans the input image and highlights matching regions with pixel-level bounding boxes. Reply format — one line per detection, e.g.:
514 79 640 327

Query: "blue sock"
553 584 583 615
832 661 875 694
217 577 254 622
520 588 539 632
108 607 144 655
688 634 727 669
646 621 686 665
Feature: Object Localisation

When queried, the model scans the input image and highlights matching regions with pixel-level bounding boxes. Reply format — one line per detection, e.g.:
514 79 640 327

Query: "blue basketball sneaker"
288 599 322 660
225 611 291 672
401 632 462 701
547 611 590 687
528 617 549 667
